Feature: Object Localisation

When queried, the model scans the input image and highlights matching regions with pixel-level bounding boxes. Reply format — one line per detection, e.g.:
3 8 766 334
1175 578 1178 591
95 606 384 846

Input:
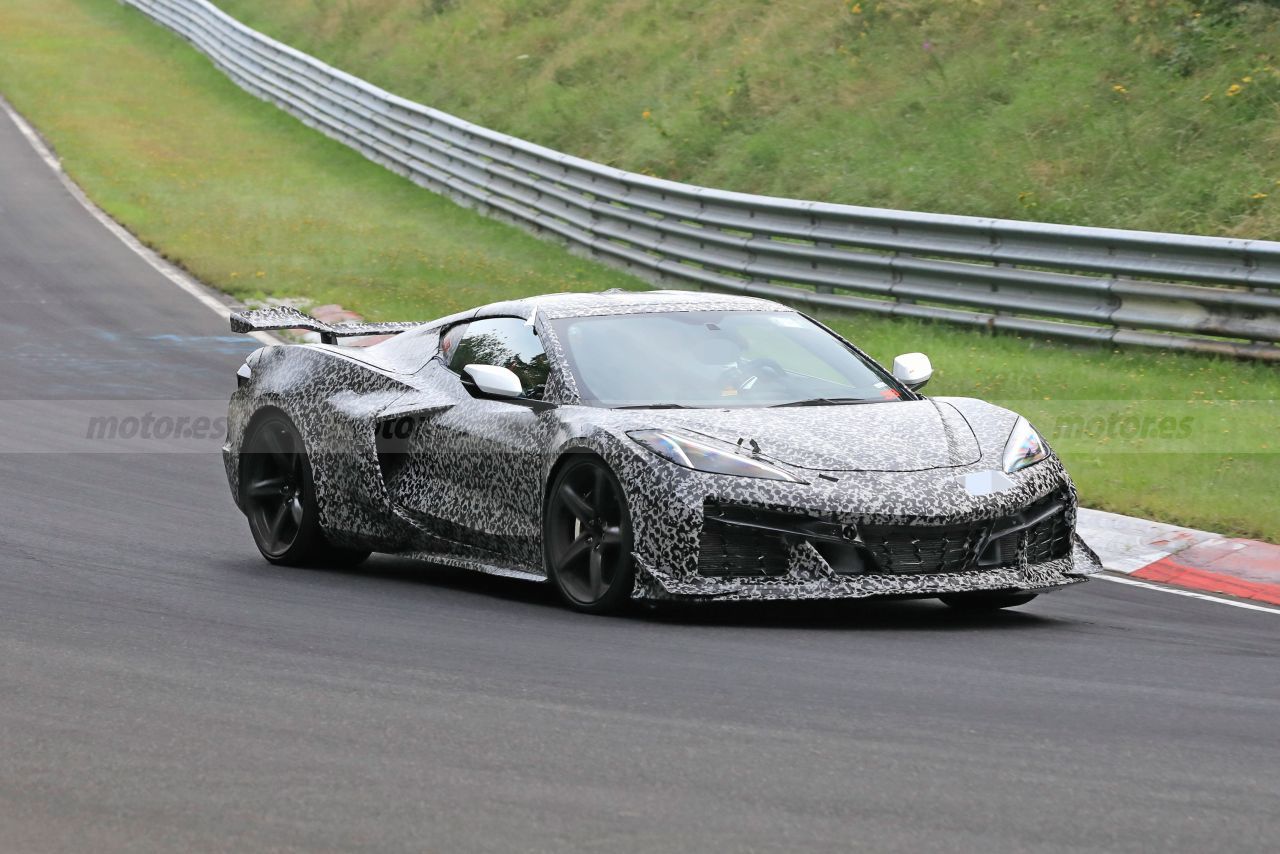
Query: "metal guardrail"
124 0 1280 360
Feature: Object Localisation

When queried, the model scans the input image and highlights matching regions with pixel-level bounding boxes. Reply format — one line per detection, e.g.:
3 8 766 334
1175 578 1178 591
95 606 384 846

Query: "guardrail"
124 0 1280 360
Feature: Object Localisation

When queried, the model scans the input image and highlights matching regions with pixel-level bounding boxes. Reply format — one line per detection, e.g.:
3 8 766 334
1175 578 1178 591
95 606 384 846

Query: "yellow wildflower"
1226 83 1243 96
1112 84 1128 94
851 3 862 13
1242 76 1253 83
642 109 651 120
1251 192 1268 200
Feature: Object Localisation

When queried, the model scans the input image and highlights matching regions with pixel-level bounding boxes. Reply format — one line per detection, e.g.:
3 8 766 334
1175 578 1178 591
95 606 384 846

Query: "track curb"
1077 508 1280 606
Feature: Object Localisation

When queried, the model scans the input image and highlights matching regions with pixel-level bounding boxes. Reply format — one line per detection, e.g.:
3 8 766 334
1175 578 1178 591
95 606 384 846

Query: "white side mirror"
462 364 525 399
892 352 933 392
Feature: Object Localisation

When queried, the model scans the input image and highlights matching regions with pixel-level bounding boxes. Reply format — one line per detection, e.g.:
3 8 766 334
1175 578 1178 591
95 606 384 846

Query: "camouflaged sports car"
224 290 1102 613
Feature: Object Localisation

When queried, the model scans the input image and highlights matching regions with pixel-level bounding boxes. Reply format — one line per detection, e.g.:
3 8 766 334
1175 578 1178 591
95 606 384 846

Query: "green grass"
215 0 1280 239
0 0 1276 540
0 0 643 322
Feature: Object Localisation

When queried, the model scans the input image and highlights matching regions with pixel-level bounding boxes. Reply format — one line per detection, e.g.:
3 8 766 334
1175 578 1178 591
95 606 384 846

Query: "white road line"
1096 573 1280 615
0 95 277 346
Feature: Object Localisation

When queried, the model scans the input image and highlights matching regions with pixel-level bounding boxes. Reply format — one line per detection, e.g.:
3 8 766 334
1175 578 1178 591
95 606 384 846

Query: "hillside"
216 0 1280 239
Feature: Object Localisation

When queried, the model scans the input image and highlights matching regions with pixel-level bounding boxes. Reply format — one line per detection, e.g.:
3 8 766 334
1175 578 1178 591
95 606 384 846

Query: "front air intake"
697 502 853 578
698 516 792 577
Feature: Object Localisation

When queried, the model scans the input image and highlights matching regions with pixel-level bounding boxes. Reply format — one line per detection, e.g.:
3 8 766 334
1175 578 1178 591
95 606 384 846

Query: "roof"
474 289 791 321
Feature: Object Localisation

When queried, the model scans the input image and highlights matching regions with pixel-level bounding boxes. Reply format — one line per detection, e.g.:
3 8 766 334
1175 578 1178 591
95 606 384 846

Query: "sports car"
223 290 1102 613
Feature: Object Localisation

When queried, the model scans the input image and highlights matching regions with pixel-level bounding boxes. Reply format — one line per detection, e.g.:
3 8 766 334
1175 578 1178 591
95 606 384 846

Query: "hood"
646 400 983 472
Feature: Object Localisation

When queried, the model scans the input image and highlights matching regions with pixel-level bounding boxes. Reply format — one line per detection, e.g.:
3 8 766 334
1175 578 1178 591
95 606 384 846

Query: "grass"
215 0 1280 239
0 0 643 322
0 0 1276 541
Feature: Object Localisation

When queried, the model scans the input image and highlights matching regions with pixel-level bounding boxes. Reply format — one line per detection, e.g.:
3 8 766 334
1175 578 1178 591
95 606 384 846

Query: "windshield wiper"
612 403 697 409
769 397 883 408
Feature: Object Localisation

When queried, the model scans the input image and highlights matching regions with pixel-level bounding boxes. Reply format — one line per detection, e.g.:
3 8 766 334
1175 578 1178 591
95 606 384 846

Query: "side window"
447 317 550 398
439 322 467 365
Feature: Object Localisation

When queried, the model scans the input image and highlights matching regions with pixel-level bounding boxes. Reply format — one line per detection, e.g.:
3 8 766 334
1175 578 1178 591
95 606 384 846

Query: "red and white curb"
1078 508 1280 608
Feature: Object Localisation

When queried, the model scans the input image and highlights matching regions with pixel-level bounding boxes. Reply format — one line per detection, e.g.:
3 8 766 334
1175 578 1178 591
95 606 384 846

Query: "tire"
240 412 370 568
543 454 635 614
938 591 1038 611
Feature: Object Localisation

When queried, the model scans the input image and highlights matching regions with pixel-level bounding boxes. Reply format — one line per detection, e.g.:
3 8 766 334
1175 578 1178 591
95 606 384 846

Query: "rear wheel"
939 591 1037 611
240 412 369 568
544 455 635 614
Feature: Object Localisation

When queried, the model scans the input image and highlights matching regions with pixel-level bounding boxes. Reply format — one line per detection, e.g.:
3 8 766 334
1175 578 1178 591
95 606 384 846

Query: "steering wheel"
733 357 789 395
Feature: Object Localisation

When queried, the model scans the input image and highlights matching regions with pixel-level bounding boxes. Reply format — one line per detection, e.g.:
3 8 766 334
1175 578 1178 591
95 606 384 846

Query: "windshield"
550 310 907 408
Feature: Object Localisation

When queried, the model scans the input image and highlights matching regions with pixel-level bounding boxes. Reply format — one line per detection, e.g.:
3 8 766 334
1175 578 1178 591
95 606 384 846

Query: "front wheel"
939 591 1038 611
240 412 370 568
543 455 635 614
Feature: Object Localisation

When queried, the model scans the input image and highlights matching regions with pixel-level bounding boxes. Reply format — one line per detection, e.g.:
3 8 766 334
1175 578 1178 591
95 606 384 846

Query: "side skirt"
395 551 548 584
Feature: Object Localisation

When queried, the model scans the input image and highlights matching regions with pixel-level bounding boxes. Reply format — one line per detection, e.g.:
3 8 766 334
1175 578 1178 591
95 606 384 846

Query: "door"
399 317 559 568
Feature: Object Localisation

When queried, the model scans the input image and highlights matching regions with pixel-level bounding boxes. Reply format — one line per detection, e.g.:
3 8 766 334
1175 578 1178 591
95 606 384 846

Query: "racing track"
1 108 1278 853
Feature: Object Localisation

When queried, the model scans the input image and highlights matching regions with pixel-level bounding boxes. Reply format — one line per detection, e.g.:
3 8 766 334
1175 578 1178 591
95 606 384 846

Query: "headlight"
1002 416 1049 473
628 429 804 482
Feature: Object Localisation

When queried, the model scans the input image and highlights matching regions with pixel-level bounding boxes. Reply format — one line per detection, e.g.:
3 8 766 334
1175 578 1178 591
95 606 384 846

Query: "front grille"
697 502 849 578
859 524 986 575
978 489 1072 568
859 490 1072 575
980 531 1021 567
695 490 1072 579
698 516 791 577
1023 504 1073 563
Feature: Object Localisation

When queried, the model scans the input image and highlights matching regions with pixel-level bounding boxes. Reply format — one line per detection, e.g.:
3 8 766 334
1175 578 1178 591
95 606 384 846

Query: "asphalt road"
2 107 1278 854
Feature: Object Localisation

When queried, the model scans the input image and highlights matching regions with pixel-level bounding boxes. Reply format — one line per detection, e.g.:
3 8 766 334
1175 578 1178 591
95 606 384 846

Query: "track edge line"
0 93 277 346
1095 572 1280 615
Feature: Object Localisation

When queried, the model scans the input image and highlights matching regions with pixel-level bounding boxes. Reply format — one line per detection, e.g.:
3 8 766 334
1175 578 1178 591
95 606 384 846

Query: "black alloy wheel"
240 412 368 567
544 455 635 613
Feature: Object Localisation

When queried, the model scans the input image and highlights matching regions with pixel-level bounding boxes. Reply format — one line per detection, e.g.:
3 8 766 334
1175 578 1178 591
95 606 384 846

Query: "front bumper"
619 450 1103 602
633 539 1097 602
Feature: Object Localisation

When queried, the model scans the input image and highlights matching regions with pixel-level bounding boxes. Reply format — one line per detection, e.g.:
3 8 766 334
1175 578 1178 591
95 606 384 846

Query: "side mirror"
892 352 933 392
462 364 525 399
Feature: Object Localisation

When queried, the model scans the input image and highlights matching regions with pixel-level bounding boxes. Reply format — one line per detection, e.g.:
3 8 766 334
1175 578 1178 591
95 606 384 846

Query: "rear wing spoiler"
229 307 425 345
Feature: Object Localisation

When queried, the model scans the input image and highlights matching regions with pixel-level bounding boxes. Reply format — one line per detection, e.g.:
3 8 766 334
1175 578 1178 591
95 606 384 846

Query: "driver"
698 333 784 400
